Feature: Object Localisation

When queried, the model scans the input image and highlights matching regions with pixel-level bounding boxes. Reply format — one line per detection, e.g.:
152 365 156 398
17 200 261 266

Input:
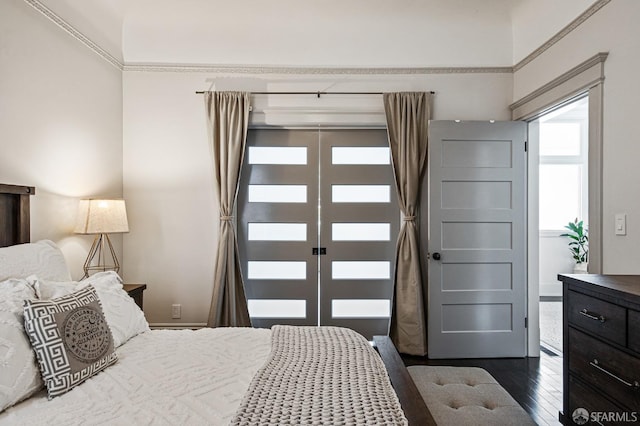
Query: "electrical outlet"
171 304 181 319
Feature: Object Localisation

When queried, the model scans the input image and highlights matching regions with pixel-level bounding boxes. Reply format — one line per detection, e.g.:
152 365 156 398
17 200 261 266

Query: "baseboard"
149 323 207 330
540 343 562 357
539 282 563 298
540 296 563 302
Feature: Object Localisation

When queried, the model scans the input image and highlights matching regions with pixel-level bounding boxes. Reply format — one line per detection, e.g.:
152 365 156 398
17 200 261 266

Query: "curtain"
384 92 431 356
204 91 252 327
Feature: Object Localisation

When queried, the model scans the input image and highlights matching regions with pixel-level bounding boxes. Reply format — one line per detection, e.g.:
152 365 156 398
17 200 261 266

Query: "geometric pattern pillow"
22 285 117 399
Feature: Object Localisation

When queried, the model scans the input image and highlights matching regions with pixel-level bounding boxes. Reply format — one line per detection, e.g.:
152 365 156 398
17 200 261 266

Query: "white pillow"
0 279 43 413
30 272 150 348
0 240 71 282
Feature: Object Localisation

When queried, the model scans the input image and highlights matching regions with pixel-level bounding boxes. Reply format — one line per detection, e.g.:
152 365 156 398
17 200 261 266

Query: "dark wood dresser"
558 274 640 425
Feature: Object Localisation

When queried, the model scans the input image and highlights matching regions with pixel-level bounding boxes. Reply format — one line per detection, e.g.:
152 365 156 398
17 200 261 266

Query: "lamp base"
83 233 120 278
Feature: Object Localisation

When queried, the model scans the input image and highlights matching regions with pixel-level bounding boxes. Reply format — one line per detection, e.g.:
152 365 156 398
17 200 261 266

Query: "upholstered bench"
407 366 536 426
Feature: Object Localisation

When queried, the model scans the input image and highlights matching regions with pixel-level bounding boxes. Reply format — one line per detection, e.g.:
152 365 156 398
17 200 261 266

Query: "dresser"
558 274 640 425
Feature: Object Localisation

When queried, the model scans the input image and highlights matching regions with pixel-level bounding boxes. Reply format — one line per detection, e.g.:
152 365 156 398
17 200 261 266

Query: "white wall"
510 0 593 64
0 0 123 279
31 0 518 68
122 72 215 325
513 0 640 273
38 0 126 62
123 71 513 325
121 0 514 67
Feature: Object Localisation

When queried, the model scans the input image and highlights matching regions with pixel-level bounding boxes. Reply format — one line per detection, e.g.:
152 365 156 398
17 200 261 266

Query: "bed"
0 183 435 425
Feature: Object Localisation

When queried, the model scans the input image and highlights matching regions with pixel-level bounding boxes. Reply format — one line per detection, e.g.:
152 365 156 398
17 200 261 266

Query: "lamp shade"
74 199 129 234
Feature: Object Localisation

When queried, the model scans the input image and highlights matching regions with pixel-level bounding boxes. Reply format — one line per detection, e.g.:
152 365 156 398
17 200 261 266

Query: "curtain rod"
195 90 435 97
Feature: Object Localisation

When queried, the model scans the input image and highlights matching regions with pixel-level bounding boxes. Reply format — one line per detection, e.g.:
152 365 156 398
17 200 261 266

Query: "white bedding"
0 327 271 426
0 240 407 425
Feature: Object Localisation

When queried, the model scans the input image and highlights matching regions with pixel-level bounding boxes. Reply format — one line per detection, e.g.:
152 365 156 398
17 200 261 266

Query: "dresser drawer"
630 309 640 354
568 375 627 425
568 328 640 410
568 290 626 346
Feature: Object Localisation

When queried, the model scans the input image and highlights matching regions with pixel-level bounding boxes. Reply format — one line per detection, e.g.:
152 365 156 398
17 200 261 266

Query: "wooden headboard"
0 183 35 247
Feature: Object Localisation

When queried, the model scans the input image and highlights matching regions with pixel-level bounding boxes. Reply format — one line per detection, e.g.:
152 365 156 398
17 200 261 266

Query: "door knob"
432 252 441 260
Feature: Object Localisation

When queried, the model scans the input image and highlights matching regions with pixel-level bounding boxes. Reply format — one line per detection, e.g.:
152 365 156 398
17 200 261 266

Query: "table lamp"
74 199 129 278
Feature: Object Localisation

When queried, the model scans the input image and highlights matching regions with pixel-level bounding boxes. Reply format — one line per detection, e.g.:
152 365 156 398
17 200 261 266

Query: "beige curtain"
384 92 431 356
204 91 252 327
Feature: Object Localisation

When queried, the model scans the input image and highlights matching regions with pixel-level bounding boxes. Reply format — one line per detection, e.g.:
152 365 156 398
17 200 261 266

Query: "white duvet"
0 327 272 426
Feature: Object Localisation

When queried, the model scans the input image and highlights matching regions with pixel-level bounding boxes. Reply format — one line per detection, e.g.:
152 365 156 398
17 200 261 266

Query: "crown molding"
513 0 611 72
23 0 123 70
122 63 513 75
24 0 610 76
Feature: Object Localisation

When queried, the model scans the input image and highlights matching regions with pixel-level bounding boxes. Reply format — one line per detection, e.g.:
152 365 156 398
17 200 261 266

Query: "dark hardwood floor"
402 344 563 426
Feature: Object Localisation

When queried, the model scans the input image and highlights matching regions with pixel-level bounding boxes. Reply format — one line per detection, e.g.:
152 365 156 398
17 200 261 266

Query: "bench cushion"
408 366 536 426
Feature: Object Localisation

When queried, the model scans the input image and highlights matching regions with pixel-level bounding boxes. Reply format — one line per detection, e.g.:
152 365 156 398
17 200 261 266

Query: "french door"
237 128 399 339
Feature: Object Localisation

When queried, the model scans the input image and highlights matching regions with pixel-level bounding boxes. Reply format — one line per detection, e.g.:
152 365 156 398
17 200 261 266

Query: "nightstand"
123 284 147 310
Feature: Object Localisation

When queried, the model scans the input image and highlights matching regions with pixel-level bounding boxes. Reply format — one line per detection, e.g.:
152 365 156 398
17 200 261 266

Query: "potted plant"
560 218 588 273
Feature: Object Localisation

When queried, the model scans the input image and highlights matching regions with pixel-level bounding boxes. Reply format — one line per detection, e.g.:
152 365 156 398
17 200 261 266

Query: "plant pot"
573 263 588 274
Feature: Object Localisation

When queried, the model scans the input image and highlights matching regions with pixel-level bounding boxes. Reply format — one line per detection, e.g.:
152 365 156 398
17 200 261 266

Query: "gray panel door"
428 121 527 358
319 130 399 339
237 129 319 328
238 128 399 339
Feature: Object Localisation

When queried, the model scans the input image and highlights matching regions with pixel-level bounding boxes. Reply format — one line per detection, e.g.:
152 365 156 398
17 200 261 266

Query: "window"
538 97 589 231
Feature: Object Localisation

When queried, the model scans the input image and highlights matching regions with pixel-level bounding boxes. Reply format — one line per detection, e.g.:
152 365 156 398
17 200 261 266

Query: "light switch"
615 213 626 235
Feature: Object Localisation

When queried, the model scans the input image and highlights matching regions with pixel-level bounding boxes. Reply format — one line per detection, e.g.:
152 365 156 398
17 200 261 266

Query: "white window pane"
248 185 307 203
248 299 306 318
248 261 306 279
248 223 307 241
248 147 307 165
332 223 390 241
332 185 390 203
539 164 582 230
539 122 581 156
332 147 390 165
332 299 390 318
332 261 390 280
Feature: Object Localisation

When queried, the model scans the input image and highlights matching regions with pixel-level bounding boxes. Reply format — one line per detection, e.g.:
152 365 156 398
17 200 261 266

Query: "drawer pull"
580 308 606 323
590 359 640 390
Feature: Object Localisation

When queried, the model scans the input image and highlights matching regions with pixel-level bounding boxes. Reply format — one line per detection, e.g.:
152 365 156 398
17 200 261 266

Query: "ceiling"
33 0 591 68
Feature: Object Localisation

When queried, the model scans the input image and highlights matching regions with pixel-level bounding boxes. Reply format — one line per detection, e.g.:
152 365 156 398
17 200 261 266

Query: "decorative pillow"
0 279 43 412
23 285 117 399
29 271 149 347
0 240 72 282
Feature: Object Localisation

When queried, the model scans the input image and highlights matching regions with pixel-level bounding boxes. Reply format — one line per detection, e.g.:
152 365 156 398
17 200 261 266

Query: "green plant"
560 218 588 264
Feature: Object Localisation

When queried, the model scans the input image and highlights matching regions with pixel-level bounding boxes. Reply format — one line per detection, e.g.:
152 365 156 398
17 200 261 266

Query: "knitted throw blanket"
230 325 408 425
